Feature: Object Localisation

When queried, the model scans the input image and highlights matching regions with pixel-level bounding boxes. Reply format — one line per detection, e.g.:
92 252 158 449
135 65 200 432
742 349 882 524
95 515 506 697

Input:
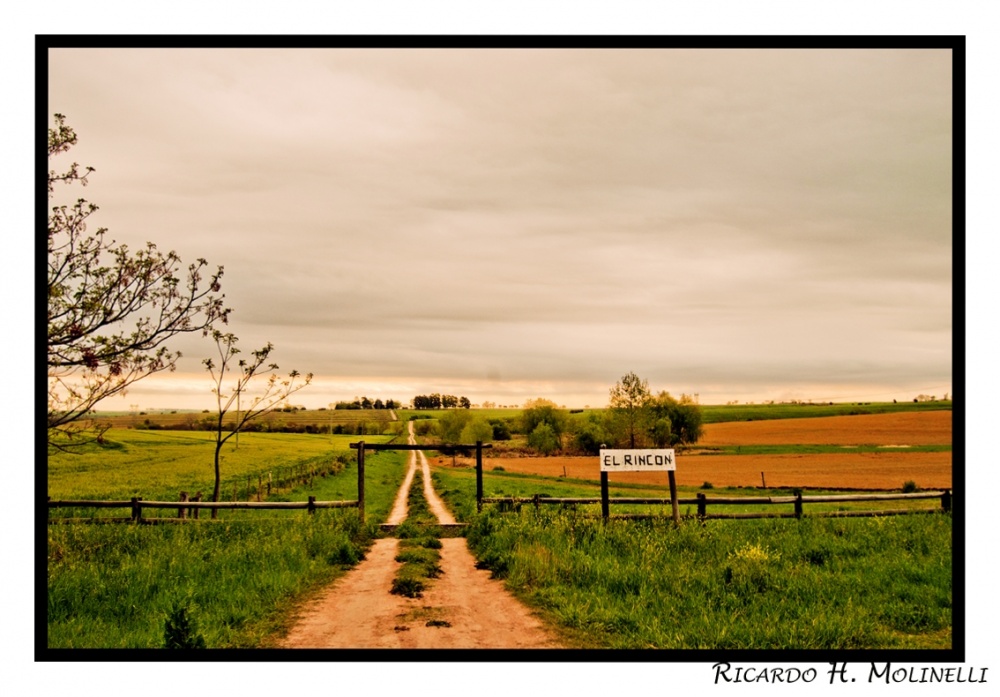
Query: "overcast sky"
47 45 954 409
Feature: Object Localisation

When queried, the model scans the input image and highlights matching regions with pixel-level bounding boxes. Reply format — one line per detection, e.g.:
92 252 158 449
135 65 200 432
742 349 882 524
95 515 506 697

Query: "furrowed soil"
466 411 953 490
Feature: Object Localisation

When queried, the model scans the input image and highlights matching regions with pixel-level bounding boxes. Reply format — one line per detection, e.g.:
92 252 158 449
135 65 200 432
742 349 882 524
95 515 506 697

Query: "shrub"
572 413 609 455
902 480 919 493
163 602 207 649
528 423 560 454
489 419 512 440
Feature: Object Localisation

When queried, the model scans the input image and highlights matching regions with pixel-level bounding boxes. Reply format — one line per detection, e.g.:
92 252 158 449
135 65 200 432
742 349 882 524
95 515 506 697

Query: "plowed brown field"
698 410 952 446
463 411 953 491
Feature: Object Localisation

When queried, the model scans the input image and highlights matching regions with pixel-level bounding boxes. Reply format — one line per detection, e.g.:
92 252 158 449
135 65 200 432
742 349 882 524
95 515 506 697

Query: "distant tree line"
128 414 395 436
412 394 471 410
333 397 400 410
413 378 704 457
483 382 703 456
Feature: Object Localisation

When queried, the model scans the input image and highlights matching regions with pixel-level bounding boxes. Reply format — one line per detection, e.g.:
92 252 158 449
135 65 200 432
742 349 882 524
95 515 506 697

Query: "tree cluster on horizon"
333 397 400 410
411 393 471 410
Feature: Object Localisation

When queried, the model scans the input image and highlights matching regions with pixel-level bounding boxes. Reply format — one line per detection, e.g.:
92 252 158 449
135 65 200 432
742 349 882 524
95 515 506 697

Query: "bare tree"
203 331 311 514
47 114 228 446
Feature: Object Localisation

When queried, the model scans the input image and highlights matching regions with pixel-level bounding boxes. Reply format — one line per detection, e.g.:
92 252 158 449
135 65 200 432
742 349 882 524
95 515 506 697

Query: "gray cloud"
47 46 953 407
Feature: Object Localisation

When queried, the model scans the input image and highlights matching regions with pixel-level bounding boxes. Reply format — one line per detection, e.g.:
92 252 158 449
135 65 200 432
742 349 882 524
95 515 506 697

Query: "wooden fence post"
476 441 483 513
308 495 316 515
193 492 202 519
178 491 188 520
601 471 610 521
697 492 707 520
668 470 680 525
131 497 142 523
357 441 365 523
942 489 952 513
257 474 263 502
794 490 804 519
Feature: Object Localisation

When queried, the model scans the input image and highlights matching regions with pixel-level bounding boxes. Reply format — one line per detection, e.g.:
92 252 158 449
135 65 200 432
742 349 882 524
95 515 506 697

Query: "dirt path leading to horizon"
278 421 563 649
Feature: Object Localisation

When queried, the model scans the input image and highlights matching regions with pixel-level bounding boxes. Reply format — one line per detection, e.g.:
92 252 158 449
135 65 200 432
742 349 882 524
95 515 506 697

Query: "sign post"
600 448 680 524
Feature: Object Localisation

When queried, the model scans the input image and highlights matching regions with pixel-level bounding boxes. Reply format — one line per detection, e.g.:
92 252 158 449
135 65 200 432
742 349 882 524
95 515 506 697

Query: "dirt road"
279 421 562 649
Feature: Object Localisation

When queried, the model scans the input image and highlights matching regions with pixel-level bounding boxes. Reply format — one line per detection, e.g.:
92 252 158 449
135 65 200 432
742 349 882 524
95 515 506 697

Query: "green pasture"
49 512 371 648
47 443 409 649
45 404 953 651
88 407 401 431
465 507 952 649
47 429 391 502
431 464 952 649
697 399 951 424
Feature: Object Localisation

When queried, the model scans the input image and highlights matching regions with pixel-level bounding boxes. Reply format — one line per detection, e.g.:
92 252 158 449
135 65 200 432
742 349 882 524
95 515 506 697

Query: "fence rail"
48 494 359 524
481 489 952 520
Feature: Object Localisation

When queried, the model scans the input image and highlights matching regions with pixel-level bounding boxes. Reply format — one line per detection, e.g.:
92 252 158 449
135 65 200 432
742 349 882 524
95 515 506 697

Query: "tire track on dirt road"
278 420 563 649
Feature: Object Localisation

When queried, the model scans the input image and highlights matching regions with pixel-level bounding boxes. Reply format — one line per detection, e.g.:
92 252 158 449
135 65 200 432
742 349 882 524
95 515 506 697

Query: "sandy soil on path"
279 537 561 649
278 421 563 649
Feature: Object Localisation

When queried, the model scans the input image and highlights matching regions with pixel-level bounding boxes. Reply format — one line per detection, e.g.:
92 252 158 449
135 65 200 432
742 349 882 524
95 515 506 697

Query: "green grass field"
46 401 954 650
697 399 951 423
429 464 952 649
47 435 409 649
47 429 387 502
464 508 951 649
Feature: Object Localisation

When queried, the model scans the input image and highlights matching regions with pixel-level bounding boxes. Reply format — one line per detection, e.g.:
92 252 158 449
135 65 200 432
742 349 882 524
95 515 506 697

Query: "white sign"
600 448 676 472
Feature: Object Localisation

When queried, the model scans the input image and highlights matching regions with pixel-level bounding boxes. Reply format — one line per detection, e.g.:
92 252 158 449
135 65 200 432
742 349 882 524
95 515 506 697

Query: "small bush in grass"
803 546 833 567
326 540 362 566
902 480 919 493
722 543 783 596
700 481 714 490
163 602 206 649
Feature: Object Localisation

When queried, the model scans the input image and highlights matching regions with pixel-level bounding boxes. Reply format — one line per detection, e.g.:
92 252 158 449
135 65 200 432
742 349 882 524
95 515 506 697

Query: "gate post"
476 441 483 512
668 470 680 525
357 441 365 523
601 472 610 521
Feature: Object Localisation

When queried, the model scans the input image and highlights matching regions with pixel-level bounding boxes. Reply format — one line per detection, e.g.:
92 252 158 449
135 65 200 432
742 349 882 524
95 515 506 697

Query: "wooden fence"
47 494 360 524
481 489 952 521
